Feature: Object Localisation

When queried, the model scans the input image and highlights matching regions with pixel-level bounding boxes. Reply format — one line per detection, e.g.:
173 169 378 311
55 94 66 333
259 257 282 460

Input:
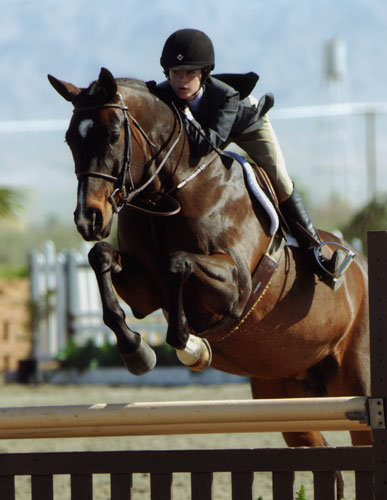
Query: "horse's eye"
110 131 121 145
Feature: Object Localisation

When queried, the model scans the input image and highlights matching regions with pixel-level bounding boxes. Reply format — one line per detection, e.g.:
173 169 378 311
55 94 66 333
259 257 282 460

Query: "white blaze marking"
78 119 94 139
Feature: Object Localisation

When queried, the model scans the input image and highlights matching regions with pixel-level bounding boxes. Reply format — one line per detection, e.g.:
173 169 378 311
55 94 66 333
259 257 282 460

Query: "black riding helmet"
160 29 215 74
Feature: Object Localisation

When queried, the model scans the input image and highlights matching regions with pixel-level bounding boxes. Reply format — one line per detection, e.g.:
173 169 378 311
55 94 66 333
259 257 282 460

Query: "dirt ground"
0 278 357 498
0 381 357 500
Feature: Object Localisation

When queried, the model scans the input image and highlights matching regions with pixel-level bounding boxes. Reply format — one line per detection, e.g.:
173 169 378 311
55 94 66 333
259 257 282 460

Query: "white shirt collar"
187 87 204 112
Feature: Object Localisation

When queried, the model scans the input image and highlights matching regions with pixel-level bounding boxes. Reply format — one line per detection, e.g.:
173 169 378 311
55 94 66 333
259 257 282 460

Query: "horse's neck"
122 86 220 193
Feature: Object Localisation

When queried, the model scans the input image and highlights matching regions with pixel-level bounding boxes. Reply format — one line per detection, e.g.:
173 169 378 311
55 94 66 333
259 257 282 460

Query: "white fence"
28 241 167 362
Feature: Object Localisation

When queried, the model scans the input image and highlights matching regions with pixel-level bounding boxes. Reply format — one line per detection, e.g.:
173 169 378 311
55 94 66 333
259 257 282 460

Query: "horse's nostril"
90 209 97 228
74 206 105 241
88 207 103 231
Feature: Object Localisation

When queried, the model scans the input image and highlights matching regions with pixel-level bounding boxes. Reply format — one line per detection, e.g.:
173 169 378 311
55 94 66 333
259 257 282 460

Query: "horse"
48 67 371 497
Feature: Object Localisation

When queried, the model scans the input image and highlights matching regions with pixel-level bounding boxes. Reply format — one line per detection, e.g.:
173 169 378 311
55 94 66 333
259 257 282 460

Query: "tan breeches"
231 114 294 202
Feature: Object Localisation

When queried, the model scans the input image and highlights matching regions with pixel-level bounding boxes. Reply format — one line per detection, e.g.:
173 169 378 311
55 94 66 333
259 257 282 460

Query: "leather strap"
241 233 285 317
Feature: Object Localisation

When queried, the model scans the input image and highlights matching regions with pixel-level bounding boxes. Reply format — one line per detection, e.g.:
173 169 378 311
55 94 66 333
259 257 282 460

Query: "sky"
1 0 386 224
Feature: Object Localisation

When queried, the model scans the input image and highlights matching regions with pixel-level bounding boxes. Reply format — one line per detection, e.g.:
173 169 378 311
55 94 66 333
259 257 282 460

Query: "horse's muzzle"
74 206 111 241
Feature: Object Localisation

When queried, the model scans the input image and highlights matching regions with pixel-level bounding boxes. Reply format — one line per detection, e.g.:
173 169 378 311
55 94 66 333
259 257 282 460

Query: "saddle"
243 163 355 295
238 161 287 317
251 165 289 234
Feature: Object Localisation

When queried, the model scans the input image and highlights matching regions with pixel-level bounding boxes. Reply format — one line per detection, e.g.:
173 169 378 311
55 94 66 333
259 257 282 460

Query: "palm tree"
0 188 21 219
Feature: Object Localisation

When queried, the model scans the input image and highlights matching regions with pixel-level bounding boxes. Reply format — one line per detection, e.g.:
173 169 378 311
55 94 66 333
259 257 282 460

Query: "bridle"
73 93 184 215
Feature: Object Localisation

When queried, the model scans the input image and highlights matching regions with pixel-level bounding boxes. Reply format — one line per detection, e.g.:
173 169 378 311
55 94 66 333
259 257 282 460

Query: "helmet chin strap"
200 67 211 83
186 85 204 106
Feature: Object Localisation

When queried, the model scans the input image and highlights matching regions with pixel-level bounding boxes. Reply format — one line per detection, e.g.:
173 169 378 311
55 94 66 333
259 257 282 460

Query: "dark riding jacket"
153 73 274 157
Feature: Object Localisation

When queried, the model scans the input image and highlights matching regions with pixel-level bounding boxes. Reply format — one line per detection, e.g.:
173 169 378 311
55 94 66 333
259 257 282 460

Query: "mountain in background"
0 0 386 224
1 0 386 119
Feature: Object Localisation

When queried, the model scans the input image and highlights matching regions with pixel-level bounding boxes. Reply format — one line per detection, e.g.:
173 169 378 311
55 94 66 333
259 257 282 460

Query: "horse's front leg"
88 242 156 375
166 251 249 371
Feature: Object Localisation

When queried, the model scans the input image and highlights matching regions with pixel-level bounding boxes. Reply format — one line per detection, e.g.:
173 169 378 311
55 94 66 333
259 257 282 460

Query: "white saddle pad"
225 151 279 236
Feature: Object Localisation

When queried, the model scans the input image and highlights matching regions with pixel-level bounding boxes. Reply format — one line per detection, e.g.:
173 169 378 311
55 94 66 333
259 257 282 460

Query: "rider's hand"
183 106 194 121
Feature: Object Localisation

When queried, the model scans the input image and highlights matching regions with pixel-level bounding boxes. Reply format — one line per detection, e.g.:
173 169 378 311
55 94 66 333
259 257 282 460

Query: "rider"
155 28 352 290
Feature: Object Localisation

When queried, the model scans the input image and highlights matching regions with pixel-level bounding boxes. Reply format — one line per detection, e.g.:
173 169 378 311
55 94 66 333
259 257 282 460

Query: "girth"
241 232 285 319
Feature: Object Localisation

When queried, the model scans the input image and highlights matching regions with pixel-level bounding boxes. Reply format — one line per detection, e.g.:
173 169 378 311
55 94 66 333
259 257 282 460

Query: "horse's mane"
78 74 172 120
85 77 149 97
116 77 148 90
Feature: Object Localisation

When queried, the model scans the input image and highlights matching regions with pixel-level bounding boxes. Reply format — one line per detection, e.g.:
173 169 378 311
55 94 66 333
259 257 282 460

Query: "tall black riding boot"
280 187 353 290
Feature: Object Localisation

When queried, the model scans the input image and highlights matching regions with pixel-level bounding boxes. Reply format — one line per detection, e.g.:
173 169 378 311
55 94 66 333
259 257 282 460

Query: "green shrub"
97 341 122 367
57 338 180 371
0 266 28 279
341 195 387 255
295 484 307 500
57 338 101 372
153 342 180 366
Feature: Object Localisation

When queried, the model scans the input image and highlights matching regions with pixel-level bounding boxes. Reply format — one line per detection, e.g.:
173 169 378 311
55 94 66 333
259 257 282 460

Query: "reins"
74 94 186 216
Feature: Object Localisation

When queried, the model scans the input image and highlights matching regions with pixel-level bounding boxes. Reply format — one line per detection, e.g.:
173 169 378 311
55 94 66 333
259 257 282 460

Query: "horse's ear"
98 68 117 99
47 74 81 103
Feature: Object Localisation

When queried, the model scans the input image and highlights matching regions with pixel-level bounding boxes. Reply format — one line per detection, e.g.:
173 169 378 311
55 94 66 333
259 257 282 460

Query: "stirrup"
313 242 355 290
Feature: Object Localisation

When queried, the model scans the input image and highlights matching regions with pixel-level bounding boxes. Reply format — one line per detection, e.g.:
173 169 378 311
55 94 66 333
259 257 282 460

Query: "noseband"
73 94 183 215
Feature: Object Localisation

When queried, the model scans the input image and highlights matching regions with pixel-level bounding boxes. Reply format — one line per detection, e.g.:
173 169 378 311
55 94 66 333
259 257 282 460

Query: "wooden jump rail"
0 230 386 500
0 396 379 439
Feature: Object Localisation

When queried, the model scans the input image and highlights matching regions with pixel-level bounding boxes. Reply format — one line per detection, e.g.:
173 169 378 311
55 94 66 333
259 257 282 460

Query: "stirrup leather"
313 242 355 281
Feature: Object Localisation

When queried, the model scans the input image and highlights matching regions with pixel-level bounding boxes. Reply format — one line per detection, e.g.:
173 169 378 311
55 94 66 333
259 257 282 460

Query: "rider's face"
168 69 202 101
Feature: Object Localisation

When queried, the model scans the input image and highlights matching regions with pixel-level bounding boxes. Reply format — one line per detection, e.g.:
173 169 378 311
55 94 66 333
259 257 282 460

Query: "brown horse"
48 67 371 494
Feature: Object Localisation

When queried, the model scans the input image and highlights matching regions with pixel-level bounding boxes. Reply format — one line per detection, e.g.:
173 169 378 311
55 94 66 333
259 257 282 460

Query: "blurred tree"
340 195 387 255
0 188 22 220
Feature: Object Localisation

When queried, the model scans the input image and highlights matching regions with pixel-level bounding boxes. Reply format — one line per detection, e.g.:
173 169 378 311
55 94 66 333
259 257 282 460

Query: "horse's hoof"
120 338 157 376
176 335 212 372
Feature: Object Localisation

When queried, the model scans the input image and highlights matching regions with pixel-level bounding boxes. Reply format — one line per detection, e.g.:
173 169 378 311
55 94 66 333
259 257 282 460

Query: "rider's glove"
183 106 194 121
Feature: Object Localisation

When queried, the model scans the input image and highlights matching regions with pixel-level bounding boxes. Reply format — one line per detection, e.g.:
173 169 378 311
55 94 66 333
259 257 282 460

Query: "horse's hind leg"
250 377 345 499
88 242 156 375
325 323 372 446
